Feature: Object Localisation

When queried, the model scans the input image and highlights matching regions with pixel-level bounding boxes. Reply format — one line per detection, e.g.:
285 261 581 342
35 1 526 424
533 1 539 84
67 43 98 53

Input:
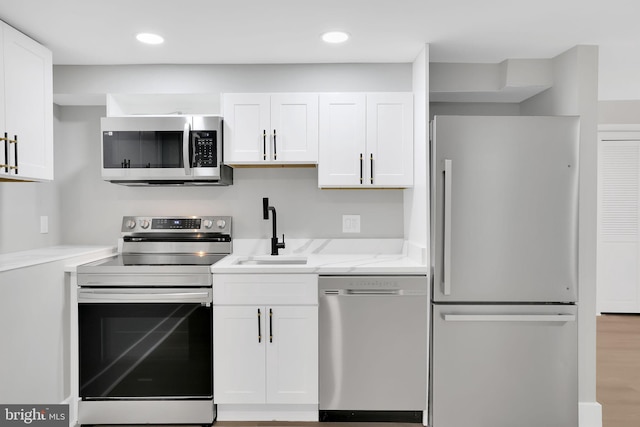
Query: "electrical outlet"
40 216 49 234
342 215 361 233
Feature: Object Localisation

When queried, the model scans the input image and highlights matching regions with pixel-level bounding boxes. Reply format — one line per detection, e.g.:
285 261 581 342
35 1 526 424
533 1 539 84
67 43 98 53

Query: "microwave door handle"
183 121 191 175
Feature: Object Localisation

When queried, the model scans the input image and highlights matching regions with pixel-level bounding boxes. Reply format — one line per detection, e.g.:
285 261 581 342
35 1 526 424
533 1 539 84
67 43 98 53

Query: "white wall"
521 45 600 414
54 63 412 108
430 102 520 118
599 100 640 124
405 45 429 259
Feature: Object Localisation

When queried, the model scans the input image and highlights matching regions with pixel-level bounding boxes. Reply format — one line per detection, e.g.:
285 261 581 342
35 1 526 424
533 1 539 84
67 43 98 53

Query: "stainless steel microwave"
100 116 232 186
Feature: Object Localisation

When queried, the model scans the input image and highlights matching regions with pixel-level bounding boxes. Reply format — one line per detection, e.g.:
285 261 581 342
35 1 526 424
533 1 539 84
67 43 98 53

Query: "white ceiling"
0 0 638 100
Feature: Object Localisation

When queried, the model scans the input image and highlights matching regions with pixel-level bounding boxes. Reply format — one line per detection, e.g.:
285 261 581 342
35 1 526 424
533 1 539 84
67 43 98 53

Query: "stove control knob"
216 219 227 229
203 220 213 229
140 219 150 229
125 219 136 229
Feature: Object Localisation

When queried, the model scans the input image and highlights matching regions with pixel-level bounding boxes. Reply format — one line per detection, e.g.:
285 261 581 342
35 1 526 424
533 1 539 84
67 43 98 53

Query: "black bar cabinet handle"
273 129 277 160
370 153 373 184
14 135 17 174
258 308 262 343
269 308 273 343
263 130 267 160
359 153 363 184
3 132 8 173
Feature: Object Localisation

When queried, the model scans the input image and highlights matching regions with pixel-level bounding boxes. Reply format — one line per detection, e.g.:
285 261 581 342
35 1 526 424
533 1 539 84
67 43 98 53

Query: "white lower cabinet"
214 305 318 404
212 273 318 420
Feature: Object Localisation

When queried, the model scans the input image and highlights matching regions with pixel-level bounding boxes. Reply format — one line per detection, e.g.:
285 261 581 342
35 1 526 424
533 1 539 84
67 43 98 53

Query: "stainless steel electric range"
76 215 231 425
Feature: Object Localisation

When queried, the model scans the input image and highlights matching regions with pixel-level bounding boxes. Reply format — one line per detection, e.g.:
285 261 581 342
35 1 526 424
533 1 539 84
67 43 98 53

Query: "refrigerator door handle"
443 159 453 295
443 314 577 323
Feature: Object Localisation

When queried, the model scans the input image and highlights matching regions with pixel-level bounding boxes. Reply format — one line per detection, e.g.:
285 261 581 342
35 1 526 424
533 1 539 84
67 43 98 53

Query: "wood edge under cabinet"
0 177 36 182
319 187 409 190
227 163 317 168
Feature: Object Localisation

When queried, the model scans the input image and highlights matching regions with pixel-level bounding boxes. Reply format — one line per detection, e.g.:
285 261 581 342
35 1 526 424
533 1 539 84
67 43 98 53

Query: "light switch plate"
342 215 361 233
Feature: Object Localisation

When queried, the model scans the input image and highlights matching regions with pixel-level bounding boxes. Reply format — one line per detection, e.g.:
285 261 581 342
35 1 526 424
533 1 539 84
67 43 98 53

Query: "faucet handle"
278 234 286 249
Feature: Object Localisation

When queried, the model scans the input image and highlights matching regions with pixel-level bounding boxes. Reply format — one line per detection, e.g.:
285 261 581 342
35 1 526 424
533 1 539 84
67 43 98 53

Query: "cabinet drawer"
213 274 318 305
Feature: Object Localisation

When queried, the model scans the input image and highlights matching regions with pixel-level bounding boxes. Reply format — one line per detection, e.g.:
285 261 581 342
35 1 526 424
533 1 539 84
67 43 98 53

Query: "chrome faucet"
263 197 285 256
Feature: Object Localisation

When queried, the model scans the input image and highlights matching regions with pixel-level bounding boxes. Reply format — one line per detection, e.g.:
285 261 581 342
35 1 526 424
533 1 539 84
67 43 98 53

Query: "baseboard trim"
60 396 77 427
319 410 422 423
579 401 602 427
216 404 318 422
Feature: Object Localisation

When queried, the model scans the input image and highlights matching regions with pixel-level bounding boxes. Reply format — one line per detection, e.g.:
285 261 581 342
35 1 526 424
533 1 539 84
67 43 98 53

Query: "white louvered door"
597 132 640 313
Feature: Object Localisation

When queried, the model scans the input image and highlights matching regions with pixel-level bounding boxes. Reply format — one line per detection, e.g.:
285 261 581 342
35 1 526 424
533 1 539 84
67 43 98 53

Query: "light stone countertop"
211 238 428 275
0 245 116 273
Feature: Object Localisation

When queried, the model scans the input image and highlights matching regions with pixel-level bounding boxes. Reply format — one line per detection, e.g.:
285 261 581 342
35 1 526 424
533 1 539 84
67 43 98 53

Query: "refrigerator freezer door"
430 304 578 427
431 116 579 302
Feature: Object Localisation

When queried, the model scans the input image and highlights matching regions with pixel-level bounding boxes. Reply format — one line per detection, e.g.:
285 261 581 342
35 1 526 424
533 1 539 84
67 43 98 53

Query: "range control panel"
121 216 231 235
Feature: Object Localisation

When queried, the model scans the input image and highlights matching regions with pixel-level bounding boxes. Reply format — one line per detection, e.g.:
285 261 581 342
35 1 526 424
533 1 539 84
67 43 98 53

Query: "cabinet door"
223 93 270 163
266 306 318 404
213 306 266 404
431 304 577 427
318 93 366 187
597 138 640 312
270 94 318 163
366 93 413 187
2 23 53 181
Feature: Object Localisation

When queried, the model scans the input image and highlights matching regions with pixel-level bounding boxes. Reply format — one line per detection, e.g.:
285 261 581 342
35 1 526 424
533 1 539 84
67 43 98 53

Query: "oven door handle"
78 289 212 304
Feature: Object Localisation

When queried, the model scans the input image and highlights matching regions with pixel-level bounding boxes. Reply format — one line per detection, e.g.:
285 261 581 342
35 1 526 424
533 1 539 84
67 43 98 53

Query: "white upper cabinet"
0 21 53 181
223 93 319 165
318 92 413 188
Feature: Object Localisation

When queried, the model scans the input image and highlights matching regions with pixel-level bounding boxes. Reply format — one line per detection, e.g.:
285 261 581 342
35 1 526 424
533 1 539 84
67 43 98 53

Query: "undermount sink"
234 256 308 266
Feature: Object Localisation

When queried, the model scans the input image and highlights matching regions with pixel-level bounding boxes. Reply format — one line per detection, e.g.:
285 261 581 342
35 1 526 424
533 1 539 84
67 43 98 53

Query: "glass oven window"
79 303 212 399
103 131 184 169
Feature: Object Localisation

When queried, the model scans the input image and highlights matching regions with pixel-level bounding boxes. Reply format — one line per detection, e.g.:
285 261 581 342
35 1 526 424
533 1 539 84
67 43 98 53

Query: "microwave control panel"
191 131 217 167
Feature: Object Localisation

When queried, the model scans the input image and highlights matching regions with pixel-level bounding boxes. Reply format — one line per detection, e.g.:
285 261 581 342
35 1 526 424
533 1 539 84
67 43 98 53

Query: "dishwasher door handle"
347 289 401 296
443 314 577 323
323 289 401 296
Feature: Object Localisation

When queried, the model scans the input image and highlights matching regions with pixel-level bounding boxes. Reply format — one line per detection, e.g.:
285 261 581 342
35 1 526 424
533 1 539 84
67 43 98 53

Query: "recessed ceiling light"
321 31 349 44
136 33 164 45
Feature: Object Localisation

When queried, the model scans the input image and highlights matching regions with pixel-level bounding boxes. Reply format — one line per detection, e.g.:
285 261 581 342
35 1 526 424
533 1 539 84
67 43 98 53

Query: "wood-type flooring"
214 423 419 427
597 313 640 427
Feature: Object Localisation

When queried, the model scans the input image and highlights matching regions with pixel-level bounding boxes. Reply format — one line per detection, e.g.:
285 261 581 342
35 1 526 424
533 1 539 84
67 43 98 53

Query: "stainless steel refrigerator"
429 115 579 427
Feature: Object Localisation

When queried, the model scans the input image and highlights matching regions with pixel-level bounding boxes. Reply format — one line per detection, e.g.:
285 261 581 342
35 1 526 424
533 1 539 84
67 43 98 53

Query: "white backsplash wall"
56 106 404 246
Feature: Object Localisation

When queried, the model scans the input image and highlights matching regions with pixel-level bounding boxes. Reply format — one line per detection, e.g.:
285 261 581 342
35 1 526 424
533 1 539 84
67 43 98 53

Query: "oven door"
78 288 212 400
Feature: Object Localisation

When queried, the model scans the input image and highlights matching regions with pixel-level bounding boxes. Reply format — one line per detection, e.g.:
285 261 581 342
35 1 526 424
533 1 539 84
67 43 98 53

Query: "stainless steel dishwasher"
318 275 428 422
